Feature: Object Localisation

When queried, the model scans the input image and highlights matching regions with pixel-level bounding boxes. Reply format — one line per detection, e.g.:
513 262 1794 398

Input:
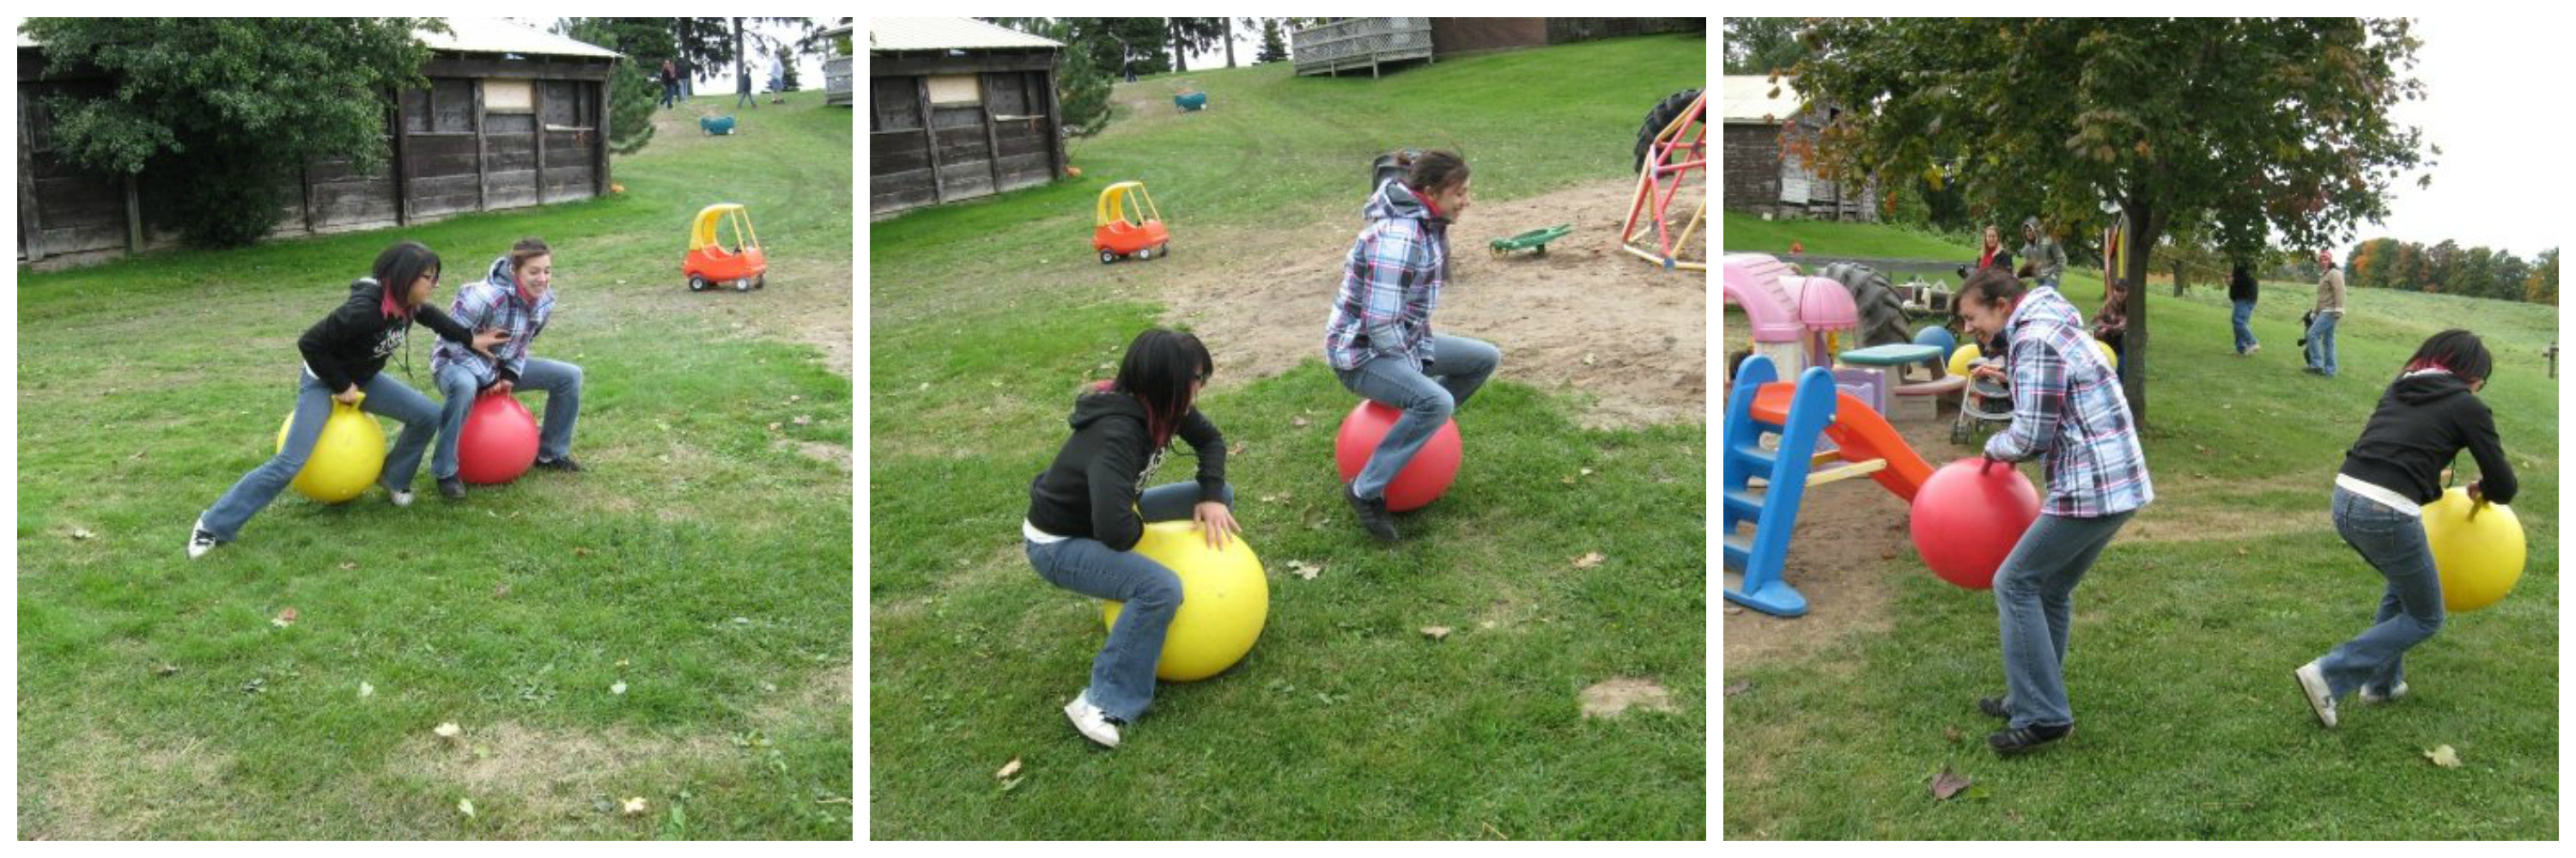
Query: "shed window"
926 74 981 106
483 79 534 113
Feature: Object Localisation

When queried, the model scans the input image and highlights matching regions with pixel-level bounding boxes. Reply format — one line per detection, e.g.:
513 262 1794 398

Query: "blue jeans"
2314 487 2443 699
1995 509 2136 729
1026 481 1235 722
2305 312 2340 376
202 372 442 542
432 357 584 479
1332 334 1501 500
2232 300 2259 353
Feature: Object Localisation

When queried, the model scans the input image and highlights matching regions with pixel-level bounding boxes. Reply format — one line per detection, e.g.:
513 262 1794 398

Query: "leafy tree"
2525 248 2558 305
557 18 669 155
25 17 440 246
1722 18 1807 76
1256 18 1290 64
775 45 801 92
671 17 737 99
1167 17 1227 73
1794 18 2432 425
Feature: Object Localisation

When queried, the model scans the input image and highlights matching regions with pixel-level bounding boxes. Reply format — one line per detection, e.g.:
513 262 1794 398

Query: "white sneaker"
187 519 221 560
2294 660 2338 727
2360 681 2410 704
384 484 415 508
1062 692 1121 748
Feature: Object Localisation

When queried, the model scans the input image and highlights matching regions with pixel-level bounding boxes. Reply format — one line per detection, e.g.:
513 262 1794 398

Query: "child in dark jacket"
191 241 505 557
2294 330 2518 727
1024 329 1237 749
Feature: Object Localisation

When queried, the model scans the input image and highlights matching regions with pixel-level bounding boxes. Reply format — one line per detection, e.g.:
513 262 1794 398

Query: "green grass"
16 91 853 839
1722 218 2559 838
871 36 1710 838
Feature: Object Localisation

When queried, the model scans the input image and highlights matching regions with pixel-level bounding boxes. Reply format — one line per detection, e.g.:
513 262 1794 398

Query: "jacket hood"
486 256 517 289
1069 387 1149 432
2391 370 2475 406
1364 179 1431 223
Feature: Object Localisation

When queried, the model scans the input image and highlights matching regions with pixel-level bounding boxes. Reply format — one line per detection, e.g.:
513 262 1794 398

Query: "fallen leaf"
1291 416 1310 428
1580 467 1595 477
788 395 802 404
70 527 94 540
615 659 631 668
360 681 375 698
611 681 628 696
434 722 463 740
1421 626 1452 641
1285 560 1322 581
1229 441 1247 456
1931 768 1973 800
574 547 593 557
2425 745 2461 768
994 757 1023 780
1572 551 1606 569
272 607 299 628
793 415 813 425
1560 475 1577 484
1943 725 1962 743
493 582 513 599
337 562 356 571
731 617 750 625
458 798 476 818
1724 605 1745 615
767 422 782 431
622 796 648 816
1722 680 1752 697
151 663 179 678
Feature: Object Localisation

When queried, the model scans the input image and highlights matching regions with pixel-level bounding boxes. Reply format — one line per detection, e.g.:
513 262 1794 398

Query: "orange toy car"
1092 181 1170 264
684 203 767 292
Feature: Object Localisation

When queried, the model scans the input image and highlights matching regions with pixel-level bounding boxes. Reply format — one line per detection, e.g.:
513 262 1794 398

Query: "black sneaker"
187 519 222 560
1976 696 2010 720
1345 483 1399 541
438 476 467 500
1989 722 2073 756
534 455 583 473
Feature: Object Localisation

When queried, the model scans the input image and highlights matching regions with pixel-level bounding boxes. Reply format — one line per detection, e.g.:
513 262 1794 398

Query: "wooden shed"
17 19 618 265
867 18 1066 218
1719 75 1874 222
1428 18 1703 59
822 20 854 106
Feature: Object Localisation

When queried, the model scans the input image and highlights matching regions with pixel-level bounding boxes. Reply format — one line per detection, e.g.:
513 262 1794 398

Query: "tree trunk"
2118 197 2164 428
2172 259 2187 297
1171 21 1188 72
1224 19 1237 68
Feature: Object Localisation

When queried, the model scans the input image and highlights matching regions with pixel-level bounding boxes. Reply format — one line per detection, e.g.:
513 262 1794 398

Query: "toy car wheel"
689 275 709 292
735 278 753 293
1136 246 1154 262
1099 250 1117 265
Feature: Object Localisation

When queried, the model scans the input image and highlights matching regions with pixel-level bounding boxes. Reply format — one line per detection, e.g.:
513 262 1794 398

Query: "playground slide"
1749 383 1934 502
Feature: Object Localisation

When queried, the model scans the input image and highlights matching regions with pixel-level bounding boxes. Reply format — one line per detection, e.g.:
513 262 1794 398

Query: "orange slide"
1749 383 1934 502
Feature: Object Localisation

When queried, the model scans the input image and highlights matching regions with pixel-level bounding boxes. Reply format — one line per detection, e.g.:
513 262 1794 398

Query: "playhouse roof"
421 18 619 60
868 17 1061 53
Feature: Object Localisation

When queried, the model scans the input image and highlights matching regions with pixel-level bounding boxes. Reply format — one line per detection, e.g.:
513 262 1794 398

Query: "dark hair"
508 237 552 269
2403 329 2493 385
372 240 441 319
1959 267 2026 310
1110 329 1214 448
1404 149 1470 195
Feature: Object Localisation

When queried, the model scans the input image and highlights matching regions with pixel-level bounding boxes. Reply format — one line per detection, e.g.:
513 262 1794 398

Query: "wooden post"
533 79 547 205
473 79 489 212
916 76 944 204
18 96 42 263
1042 64 1065 181
392 92 411 226
594 77 611 198
123 173 142 253
980 74 1004 192
300 160 314 234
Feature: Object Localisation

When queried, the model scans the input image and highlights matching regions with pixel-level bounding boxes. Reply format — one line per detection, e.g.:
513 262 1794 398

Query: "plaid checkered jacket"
1322 181 1445 372
1984 286 2155 517
432 256 556 386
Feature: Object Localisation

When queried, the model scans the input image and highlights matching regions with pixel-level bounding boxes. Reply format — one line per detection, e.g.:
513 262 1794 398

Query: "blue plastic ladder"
1722 355 1838 618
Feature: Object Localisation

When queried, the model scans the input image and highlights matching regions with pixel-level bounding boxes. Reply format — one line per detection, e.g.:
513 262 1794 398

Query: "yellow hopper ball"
274 399 386 503
2421 487 2524 612
1102 520 1269 681
1947 343 1983 379
2096 339 2119 372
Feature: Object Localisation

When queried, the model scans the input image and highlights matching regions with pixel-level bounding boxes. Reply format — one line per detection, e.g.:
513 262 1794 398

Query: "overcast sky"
2360 15 2567 259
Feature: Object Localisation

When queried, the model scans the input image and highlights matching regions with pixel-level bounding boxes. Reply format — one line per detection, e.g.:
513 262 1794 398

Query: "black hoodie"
1026 390 1227 551
2339 372 2517 506
296 277 477 393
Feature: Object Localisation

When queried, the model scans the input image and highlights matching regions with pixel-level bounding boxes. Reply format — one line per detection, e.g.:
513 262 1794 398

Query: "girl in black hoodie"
191 241 506 557
2294 330 2517 727
1024 329 1236 748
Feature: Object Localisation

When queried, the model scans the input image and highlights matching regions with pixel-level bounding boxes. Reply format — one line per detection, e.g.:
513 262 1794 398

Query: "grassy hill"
1722 217 2558 838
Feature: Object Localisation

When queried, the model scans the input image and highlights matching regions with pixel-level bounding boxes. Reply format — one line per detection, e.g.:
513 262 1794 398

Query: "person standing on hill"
659 58 680 109
2016 217 2066 289
2230 259 2262 356
2306 249 2348 377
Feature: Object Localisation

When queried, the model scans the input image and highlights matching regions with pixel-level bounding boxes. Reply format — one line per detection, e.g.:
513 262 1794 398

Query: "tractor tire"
1634 88 1704 173
1818 262 1915 350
